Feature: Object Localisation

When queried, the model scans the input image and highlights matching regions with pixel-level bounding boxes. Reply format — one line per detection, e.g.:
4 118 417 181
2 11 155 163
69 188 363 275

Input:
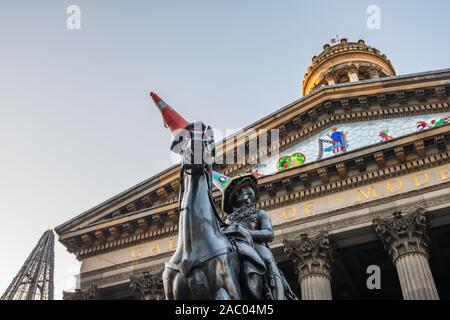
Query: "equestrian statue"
149 92 297 300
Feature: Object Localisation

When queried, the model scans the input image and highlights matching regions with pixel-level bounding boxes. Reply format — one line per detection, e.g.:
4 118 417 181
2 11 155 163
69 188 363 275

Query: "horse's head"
170 121 215 175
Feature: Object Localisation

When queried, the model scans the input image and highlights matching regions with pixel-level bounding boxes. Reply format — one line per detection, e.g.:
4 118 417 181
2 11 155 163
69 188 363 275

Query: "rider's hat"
212 171 258 214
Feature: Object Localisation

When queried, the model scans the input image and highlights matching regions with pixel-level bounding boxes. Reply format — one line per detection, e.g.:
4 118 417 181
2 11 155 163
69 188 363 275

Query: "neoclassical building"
57 39 450 300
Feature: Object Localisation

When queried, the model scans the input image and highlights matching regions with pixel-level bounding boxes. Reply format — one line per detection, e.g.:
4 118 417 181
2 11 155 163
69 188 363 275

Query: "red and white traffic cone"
149 91 223 179
150 92 189 134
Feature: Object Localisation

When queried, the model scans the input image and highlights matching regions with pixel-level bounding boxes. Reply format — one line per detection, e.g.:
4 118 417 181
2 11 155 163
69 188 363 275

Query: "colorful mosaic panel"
250 113 450 177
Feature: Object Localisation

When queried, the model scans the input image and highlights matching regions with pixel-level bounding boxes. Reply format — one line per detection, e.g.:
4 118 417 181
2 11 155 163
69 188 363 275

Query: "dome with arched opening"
302 38 396 96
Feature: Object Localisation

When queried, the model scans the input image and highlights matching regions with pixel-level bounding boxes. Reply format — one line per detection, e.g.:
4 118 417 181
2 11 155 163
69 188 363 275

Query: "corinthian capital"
283 230 334 279
63 285 106 300
129 269 164 300
373 208 430 262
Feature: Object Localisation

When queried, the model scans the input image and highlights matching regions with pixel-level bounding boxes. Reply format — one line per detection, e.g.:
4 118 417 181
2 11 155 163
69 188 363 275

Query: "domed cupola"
302 38 396 96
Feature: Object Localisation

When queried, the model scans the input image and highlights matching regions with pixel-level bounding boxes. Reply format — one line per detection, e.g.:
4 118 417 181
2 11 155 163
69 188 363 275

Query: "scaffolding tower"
1 230 55 300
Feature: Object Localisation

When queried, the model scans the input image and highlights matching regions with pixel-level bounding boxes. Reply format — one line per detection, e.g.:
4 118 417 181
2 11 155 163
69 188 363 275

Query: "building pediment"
56 69 450 261
57 120 450 260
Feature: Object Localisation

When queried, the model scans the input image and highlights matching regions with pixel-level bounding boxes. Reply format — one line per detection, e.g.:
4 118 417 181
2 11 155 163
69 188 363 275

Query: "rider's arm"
249 210 274 243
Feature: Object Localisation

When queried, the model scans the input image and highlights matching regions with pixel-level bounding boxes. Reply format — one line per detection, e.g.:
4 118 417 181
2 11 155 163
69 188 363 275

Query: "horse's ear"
204 125 214 139
170 128 190 154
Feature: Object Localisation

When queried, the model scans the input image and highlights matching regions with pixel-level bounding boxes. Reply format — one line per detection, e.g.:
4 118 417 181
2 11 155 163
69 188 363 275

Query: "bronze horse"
162 122 245 300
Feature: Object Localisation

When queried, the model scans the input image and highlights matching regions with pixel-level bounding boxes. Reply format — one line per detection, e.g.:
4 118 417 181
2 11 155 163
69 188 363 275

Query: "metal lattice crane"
1 230 55 300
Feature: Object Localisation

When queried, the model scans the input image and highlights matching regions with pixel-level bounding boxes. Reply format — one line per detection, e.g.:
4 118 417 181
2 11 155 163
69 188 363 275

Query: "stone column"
129 269 165 300
283 230 334 300
373 209 439 300
347 64 360 82
325 72 337 86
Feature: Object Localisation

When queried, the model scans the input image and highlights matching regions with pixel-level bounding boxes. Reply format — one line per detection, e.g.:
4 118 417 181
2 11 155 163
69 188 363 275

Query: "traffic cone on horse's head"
150 91 222 176
150 92 189 134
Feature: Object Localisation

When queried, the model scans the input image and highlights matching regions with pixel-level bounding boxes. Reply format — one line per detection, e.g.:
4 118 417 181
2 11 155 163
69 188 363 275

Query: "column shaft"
300 274 332 300
395 253 439 300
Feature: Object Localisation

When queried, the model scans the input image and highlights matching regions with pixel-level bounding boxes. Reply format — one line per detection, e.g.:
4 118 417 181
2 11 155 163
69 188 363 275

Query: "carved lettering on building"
357 186 378 200
282 207 297 220
273 165 450 223
440 168 449 181
413 172 429 187
387 179 403 193
304 202 314 215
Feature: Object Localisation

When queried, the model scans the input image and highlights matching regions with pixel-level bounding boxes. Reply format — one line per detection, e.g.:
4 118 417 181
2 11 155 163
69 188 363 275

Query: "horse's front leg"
171 271 190 300
221 273 241 300
162 268 174 300
216 254 241 300
188 268 210 299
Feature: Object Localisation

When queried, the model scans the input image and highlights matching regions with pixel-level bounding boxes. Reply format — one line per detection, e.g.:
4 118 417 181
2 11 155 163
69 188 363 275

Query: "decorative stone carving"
283 230 334 300
372 208 429 261
368 65 381 79
435 86 447 99
325 72 337 85
414 140 426 157
63 285 105 300
377 93 387 106
394 146 406 162
308 109 318 121
340 99 350 111
358 96 368 108
283 230 334 279
323 101 334 114
282 178 293 192
317 167 329 182
94 230 106 243
129 269 164 300
336 162 347 178
265 183 277 197
374 151 385 167
435 135 447 151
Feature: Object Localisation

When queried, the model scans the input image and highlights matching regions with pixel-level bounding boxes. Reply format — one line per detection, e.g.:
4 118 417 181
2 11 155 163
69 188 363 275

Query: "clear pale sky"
1 0 449 299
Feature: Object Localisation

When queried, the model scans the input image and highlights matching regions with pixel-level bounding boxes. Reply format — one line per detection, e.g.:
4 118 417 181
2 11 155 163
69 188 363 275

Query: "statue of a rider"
150 91 296 300
214 173 298 300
